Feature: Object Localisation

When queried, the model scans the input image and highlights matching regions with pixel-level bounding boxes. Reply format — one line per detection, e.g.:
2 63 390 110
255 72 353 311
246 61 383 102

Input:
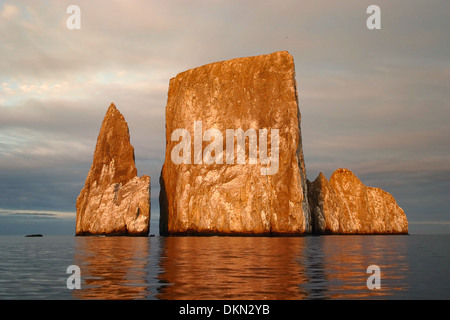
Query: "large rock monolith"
76 103 150 236
159 51 310 235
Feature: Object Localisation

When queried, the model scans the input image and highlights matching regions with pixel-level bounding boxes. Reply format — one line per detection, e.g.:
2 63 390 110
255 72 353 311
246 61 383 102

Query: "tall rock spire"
76 103 150 236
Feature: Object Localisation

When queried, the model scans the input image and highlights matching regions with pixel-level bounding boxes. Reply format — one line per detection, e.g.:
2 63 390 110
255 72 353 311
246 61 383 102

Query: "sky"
0 0 449 235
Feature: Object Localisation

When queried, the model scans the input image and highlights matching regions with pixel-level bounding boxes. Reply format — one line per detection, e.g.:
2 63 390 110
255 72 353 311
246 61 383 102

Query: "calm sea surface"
0 235 448 300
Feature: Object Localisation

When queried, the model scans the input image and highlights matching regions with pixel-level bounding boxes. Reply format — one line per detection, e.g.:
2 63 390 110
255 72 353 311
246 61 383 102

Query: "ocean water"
0 234 448 300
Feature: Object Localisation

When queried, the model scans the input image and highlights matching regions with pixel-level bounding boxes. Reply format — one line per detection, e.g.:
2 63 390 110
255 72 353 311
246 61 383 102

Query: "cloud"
0 208 74 219
0 3 19 19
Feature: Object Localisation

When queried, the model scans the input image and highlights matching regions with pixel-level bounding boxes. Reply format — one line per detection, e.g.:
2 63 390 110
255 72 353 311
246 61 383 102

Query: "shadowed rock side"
160 51 310 236
76 103 150 236
307 169 408 234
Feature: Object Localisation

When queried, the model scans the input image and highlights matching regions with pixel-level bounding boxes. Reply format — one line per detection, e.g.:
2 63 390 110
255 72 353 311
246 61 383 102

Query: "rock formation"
76 103 150 236
307 169 408 234
159 51 310 235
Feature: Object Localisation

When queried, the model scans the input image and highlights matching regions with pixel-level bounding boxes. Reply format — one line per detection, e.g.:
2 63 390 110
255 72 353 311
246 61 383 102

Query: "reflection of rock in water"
72 237 150 299
156 236 408 300
156 237 308 300
68 236 409 300
319 235 409 299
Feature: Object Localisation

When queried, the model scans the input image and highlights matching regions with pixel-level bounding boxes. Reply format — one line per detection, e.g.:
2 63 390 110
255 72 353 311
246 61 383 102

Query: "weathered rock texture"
160 51 310 235
76 103 150 236
307 169 408 234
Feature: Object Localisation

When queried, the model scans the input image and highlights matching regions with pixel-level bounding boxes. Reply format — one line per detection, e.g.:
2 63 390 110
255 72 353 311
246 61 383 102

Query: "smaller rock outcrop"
75 103 150 236
307 168 408 234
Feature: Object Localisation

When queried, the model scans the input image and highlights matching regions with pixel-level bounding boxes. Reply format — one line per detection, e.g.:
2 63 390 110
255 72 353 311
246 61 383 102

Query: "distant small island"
25 234 43 237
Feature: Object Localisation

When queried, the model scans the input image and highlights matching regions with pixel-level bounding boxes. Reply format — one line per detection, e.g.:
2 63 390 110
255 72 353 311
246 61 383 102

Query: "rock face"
159 51 310 235
307 169 408 234
76 103 150 236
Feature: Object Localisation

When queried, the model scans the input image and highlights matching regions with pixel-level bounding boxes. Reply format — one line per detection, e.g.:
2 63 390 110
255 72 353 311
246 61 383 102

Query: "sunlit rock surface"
76 103 150 236
307 169 408 234
160 51 310 235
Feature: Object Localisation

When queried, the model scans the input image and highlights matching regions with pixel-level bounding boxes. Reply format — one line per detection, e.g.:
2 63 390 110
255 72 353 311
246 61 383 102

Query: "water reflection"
299 236 409 299
72 237 151 299
300 236 328 299
70 235 409 300
157 236 409 300
157 237 308 299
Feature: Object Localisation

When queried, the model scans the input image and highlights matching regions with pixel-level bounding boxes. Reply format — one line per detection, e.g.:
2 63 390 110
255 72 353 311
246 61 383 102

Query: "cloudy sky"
0 0 449 235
